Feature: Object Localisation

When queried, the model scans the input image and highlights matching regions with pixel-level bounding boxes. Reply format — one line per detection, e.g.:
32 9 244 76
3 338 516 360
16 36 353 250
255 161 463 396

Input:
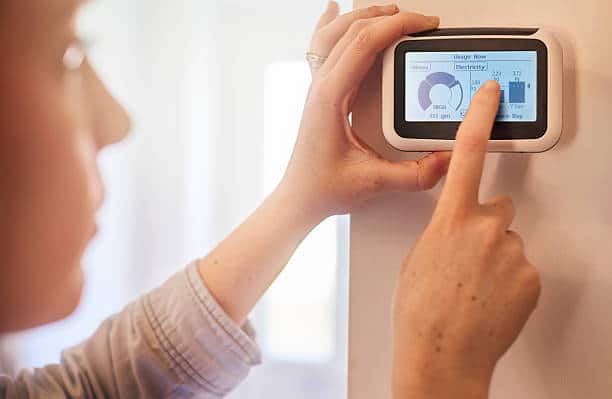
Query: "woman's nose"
86 63 132 149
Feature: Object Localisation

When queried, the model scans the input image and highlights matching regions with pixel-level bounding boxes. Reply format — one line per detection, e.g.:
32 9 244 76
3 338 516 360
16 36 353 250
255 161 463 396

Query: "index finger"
328 12 439 96
438 80 501 210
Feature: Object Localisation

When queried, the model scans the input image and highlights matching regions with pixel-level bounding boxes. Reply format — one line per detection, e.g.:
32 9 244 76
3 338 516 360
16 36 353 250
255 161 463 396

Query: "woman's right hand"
392 81 542 398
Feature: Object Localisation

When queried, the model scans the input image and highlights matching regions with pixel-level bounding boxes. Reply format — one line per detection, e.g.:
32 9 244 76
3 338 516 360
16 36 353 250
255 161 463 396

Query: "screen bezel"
394 38 548 140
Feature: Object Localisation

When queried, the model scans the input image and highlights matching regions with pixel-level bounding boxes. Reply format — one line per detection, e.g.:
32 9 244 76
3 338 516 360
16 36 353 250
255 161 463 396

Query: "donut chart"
417 72 464 111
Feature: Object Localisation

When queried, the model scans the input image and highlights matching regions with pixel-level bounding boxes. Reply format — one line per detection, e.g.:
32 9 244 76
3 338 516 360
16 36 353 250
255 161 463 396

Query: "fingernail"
426 15 440 24
387 4 399 12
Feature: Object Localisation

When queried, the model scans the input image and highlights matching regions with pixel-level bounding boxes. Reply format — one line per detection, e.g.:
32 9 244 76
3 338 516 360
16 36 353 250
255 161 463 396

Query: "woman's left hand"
280 3 451 219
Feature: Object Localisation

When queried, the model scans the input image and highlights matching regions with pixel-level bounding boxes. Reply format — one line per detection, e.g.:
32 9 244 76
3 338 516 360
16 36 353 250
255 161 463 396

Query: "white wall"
349 0 612 398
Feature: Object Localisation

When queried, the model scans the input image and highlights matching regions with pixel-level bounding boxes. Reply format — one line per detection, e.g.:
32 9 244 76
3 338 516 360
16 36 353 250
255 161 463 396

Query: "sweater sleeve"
0 262 262 399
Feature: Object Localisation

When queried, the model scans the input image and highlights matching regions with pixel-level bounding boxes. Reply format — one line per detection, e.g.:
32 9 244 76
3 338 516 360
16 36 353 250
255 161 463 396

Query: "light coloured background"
349 0 612 398
0 1 353 398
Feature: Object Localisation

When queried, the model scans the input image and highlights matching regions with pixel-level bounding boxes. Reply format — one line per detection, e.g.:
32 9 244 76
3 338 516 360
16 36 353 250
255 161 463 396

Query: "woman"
0 1 540 397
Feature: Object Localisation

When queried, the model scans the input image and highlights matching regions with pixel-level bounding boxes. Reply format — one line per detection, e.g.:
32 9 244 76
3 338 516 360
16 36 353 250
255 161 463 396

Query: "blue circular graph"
418 72 464 111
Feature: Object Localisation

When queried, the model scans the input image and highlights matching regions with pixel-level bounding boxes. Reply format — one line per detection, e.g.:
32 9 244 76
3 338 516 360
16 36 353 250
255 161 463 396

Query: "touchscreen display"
404 51 537 122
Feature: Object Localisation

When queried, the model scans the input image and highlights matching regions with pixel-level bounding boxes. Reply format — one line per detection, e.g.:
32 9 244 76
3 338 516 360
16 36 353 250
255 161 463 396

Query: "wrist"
392 352 494 399
273 179 329 227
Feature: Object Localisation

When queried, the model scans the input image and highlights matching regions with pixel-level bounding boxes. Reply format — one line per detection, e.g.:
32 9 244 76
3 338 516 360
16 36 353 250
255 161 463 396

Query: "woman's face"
0 0 130 332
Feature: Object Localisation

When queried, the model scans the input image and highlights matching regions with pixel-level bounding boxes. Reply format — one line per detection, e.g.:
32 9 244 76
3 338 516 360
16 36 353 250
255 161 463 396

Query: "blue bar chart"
509 81 526 103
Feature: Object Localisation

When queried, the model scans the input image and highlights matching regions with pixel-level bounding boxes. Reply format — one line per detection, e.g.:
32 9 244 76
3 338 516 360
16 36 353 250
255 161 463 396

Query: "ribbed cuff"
144 262 261 396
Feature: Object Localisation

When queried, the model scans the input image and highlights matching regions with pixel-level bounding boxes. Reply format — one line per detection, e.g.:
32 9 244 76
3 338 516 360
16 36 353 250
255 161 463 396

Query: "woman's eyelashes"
62 39 89 72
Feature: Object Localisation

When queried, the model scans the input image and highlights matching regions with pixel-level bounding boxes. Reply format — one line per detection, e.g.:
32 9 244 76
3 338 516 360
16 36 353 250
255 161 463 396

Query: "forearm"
197 181 324 326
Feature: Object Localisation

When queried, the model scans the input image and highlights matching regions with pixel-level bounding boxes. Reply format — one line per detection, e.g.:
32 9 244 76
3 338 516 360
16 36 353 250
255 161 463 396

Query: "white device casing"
382 28 563 152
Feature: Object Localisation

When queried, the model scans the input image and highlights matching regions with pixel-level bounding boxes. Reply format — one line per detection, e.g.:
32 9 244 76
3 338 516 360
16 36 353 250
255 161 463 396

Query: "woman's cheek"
1 78 99 330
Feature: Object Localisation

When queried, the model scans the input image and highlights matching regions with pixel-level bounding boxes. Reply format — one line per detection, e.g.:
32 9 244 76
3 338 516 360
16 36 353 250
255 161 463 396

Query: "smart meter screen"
404 51 537 122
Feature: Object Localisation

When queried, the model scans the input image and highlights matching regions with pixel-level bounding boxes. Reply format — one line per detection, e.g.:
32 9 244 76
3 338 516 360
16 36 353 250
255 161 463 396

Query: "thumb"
368 152 451 193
